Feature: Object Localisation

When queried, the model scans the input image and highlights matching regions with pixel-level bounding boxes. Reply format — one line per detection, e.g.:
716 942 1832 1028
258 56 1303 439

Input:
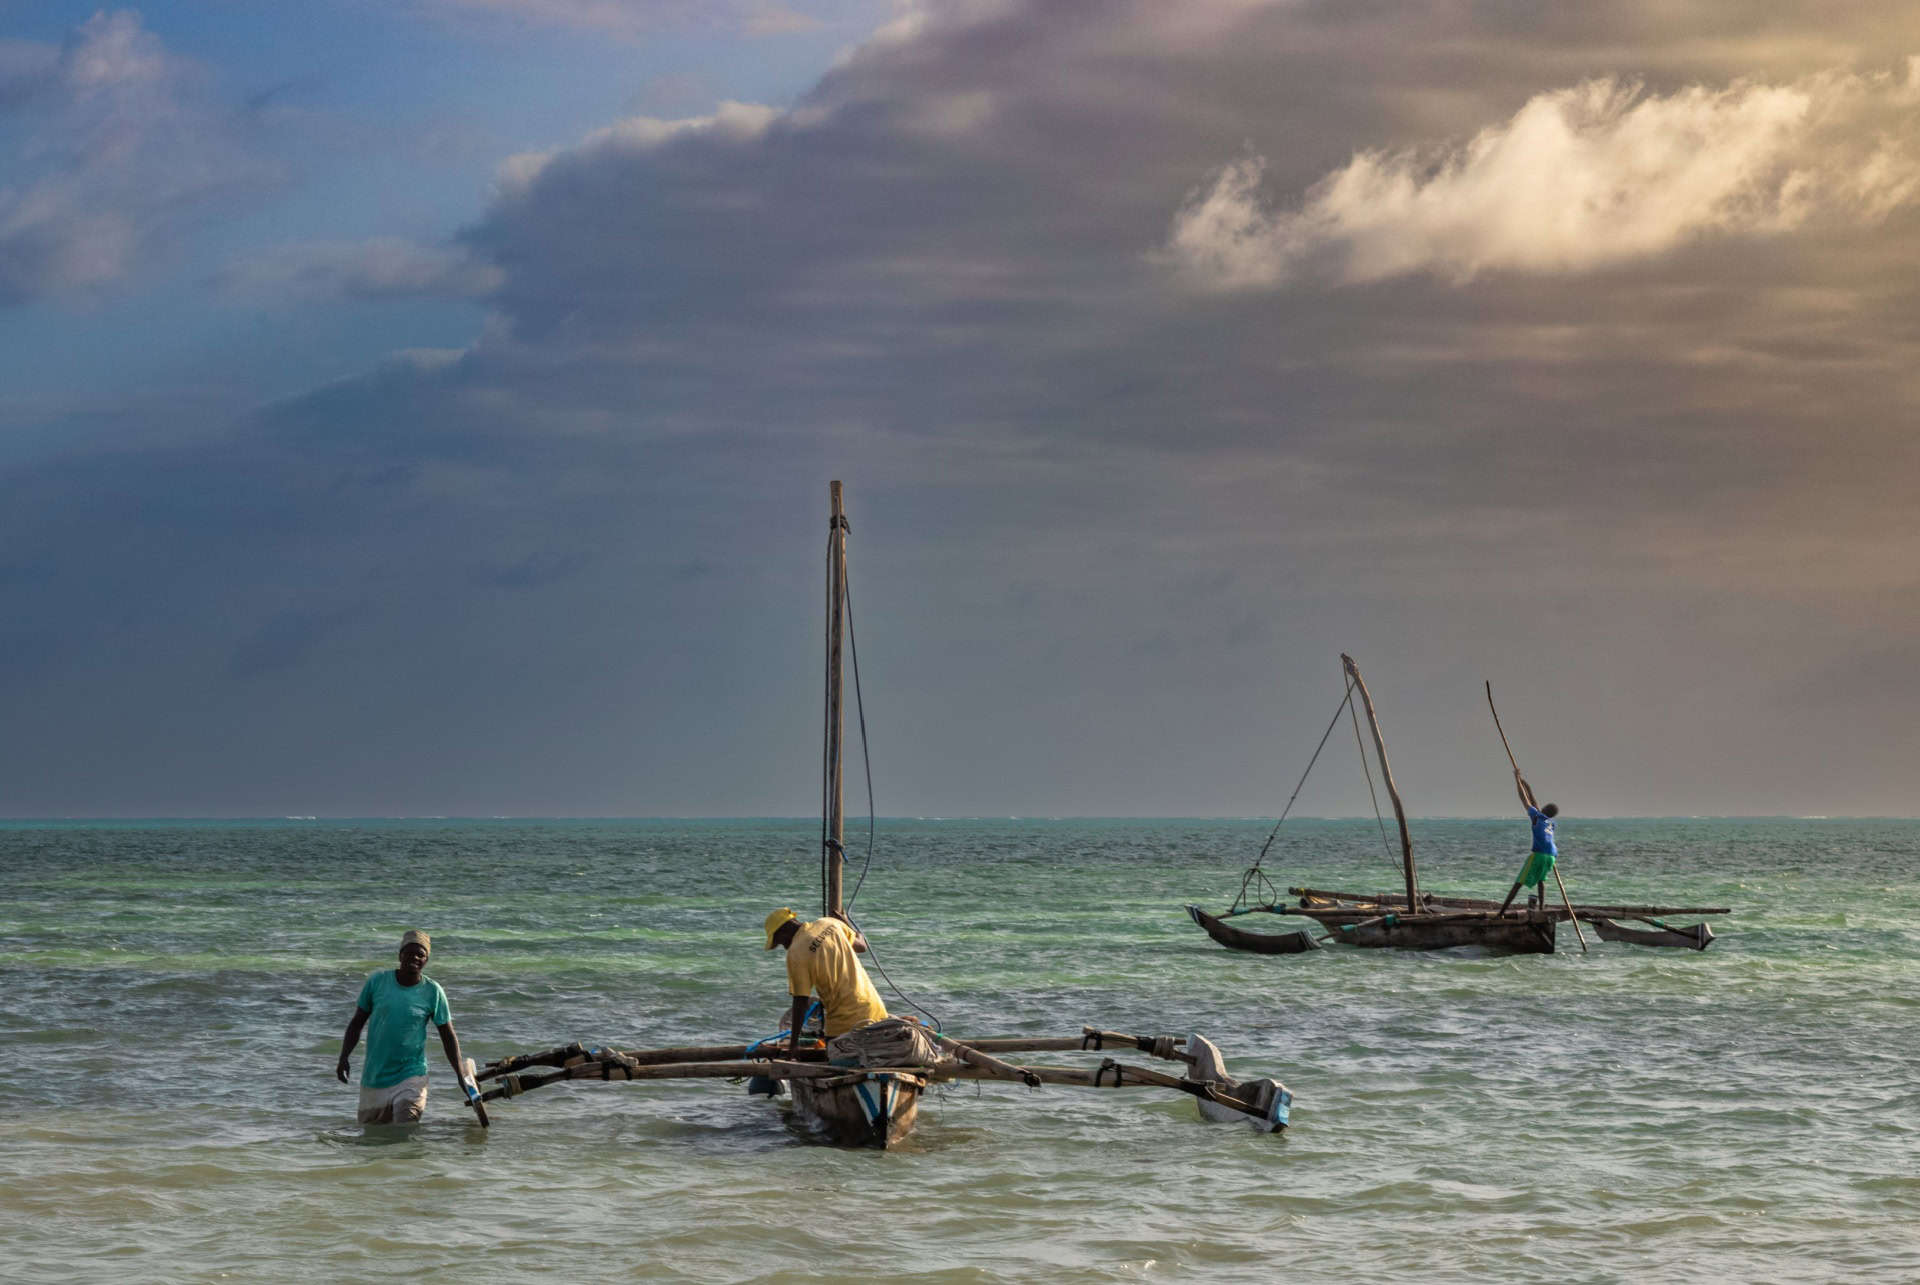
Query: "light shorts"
358 1075 429 1124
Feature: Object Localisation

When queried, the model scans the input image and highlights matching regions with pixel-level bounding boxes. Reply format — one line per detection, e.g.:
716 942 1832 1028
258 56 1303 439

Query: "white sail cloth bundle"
826 1017 942 1068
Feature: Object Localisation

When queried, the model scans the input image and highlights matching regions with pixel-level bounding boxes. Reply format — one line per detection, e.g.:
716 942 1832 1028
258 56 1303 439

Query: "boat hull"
787 1070 924 1148
1301 910 1557 954
1186 905 1321 954
1591 917 1715 950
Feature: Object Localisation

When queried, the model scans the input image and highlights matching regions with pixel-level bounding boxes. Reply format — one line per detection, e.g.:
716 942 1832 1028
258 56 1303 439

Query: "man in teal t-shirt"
335 930 476 1123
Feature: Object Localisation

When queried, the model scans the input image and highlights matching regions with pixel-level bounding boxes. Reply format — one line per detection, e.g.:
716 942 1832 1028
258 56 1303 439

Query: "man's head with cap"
764 908 798 950
397 929 431 980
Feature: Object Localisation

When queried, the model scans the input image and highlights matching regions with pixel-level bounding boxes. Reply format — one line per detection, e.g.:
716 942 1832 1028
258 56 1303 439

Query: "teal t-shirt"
355 970 451 1089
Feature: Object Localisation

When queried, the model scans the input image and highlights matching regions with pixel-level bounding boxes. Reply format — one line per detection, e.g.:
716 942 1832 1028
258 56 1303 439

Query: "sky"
1 0 1916 818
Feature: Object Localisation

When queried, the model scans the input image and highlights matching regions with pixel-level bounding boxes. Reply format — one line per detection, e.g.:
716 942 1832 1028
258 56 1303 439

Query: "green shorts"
1517 851 1557 888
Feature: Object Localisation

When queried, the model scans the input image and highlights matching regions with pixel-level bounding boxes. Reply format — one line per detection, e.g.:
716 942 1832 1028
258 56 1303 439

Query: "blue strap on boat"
745 1000 824 1054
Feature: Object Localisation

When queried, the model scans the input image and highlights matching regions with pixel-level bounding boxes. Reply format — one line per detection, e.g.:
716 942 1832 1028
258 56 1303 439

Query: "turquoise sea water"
3 817 1918 1283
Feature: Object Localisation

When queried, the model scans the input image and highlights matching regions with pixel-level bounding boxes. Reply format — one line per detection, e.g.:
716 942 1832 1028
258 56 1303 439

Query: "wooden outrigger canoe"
467 486 1300 1147
1195 654 1561 955
1190 654 1730 957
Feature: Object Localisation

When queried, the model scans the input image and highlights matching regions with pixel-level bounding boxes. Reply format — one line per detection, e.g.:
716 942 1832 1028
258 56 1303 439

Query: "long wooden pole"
1341 655 1418 908
479 1057 1276 1120
1486 681 1587 953
825 481 848 917
1288 886 1729 917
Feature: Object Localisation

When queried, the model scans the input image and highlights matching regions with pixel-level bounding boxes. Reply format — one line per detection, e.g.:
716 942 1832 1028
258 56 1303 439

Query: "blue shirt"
1527 805 1557 855
355 970 451 1089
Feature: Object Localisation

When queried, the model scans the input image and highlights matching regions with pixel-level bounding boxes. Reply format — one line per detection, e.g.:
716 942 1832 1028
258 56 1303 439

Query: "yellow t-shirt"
786 918 888 1037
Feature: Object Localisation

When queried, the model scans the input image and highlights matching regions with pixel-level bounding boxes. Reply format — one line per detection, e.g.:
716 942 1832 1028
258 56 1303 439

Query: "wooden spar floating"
1289 887 1733 920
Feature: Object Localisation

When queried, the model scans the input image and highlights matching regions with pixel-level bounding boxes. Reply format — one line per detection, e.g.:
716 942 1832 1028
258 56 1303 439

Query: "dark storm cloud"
4 0 1918 814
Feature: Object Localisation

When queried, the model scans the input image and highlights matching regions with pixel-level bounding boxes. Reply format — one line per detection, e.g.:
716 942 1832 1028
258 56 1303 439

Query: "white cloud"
495 100 779 194
0 11 277 305
1168 63 1920 289
216 238 504 302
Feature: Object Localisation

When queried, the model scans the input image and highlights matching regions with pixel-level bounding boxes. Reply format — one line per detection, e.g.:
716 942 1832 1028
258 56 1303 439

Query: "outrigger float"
1188 654 1730 955
470 484 1293 1148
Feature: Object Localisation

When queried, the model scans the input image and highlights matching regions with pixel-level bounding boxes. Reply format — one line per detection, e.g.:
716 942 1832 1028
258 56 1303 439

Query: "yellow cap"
400 929 431 955
764 907 798 949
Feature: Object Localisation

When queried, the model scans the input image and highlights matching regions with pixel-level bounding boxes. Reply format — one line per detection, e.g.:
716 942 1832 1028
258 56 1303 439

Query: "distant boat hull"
1186 905 1321 954
788 1070 924 1147
1590 917 1715 951
1296 907 1557 954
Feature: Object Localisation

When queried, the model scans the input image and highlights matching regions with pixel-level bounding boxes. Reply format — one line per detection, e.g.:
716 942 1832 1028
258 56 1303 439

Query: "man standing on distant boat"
764 908 888 1057
335 929 478 1123
1499 769 1560 915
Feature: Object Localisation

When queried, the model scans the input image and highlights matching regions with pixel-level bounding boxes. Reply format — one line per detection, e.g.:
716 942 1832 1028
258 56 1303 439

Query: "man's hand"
336 1055 351 1084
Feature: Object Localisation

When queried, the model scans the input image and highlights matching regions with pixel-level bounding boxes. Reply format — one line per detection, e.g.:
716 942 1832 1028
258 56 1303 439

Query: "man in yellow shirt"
764 907 888 1056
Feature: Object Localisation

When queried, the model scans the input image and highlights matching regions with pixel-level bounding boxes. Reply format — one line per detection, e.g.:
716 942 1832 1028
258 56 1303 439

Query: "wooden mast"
824 481 848 917
1340 654 1418 909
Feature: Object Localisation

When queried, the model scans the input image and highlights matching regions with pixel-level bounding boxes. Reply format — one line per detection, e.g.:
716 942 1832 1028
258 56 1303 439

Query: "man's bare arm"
787 994 811 1056
436 1021 466 1081
336 1008 369 1083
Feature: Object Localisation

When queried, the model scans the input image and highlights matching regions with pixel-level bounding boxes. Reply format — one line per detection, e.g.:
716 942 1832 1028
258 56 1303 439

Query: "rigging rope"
1347 690 1401 877
841 569 877 914
1233 678 1359 912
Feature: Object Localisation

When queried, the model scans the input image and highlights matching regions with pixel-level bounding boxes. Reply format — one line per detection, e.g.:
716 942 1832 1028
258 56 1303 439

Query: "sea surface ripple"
2 817 1917 1282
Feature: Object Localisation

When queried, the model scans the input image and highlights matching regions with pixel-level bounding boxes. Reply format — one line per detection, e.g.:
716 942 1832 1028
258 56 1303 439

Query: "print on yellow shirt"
785 918 888 1037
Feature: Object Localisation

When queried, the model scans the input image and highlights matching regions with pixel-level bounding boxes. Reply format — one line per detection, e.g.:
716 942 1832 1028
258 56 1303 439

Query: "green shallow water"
3 817 1918 1282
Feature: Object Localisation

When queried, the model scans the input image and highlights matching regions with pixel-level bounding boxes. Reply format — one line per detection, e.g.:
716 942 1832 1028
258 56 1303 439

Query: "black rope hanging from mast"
841 570 876 913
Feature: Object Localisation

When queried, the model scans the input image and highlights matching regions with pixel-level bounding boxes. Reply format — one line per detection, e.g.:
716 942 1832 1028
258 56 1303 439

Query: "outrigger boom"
472 1025 1293 1133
